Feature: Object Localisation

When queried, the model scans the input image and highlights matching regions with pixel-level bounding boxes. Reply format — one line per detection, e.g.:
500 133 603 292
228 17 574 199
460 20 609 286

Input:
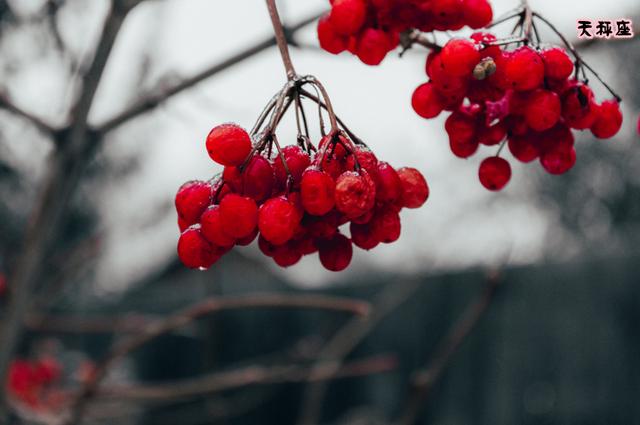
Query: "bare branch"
0 91 55 134
297 280 422 425
96 354 397 403
394 272 502 425
95 11 323 135
0 0 136 418
63 293 370 425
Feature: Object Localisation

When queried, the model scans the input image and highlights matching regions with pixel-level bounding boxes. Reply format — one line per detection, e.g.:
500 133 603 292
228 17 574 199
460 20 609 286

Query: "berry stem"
400 29 442 54
521 0 533 43
487 7 524 28
305 76 339 133
265 0 297 80
532 12 622 102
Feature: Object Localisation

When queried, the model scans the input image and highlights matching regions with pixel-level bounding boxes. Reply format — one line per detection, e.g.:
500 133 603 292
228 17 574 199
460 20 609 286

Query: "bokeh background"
0 0 639 424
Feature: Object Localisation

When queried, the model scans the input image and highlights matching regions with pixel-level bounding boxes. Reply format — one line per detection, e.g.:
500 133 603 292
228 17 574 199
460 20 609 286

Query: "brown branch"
265 0 297 80
96 354 397 403
95 11 323 135
297 280 422 425
0 91 55 134
0 0 137 419
63 293 370 425
394 272 502 425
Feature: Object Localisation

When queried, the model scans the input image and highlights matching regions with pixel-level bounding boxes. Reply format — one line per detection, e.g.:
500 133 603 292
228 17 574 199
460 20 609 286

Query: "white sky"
4 0 638 290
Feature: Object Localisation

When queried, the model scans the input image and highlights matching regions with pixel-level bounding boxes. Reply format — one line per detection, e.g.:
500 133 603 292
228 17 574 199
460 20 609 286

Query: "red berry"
335 171 376 218
350 222 379 250
201 205 235 248
463 0 493 29
273 145 311 189
440 39 481 77
525 89 561 132
206 124 252 167
412 83 444 119
562 83 598 130
243 155 275 202
397 167 429 208
356 28 391 66
504 46 544 91
318 233 353 272
175 180 212 225
317 14 348 54
478 157 511 191
258 197 300 245
345 146 379 177
508 133 539 163
329 0 367 35
541 47 574 80
591 100 623 139
178 225 220 269
445 112 478 158
300 169 336 216
370 207 401 243
237 227 259 246
476 121 507 146
376 162 402 203
273 242 303 268
540 145 576 175
218 194 258 239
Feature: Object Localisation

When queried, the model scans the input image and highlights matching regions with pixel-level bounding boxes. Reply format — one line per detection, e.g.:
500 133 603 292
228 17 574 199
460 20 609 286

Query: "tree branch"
0 91 55 134
95 11 322 135
394 272 502 425
63 293 370 425
95 354 397 403
0 1 136 419
297 280 422 425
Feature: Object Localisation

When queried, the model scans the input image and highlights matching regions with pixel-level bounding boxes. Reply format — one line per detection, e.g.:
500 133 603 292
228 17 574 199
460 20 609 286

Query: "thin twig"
265 0 297 80
64 293 370 425
297 280 422 425
393 272 502 425
0 91 55 134
96 354 397 403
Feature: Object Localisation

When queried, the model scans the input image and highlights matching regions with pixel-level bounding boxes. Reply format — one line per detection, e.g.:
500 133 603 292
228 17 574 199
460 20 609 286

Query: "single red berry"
478 157 511 191
351 208 374 225
273 242 303 268
318 134 349 161
218 194 258 239
200 205 235 248
345 146 379 178
300 169 335 216
431 0 465 30
440 39 481 77
370 207 401 243
504 46 544 91
540 145 576 175
591 100 623 139
236 227 259 246
525 89 561 132
273 145 311 189
508 133 539 163
462 0 493 29
175 180 212 226
242 155 275 202
222 166 243 192
445 112 478 158
541 47 574 80
258 197 300 245
335 171 376 218
561 83 598 130
397 167 429 209
206 124 252 167
412 83 444 119
375 162 403 203
350 222 379 250
329 0 367 35
318 233 353 272
356 28 391 65
178 225 220 269
317 14 348 54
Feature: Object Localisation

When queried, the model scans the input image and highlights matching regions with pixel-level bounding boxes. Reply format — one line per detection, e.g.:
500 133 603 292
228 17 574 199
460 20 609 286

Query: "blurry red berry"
201 205 235 248
412 83 444 119
463 0 493 29
273 242 303 268
397 167 429 208
350 222 379 250
317 14 348 54
370 207 401 243
591 100 623 139
541 47 574 80
525 89 561 132
178 225 220 269
329 0 367 35
508 133 539 163
440 39 481 77
478 157 511 191
300 169 336 216
335 171 376 218
540 145 576 175
258 197 300 245
243 155 275 202
375 162 403 203
318 233 353 272
356 28 391 66
504 47 544 91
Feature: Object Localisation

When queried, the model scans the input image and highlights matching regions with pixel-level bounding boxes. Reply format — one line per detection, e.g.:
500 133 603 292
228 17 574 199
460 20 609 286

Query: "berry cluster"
8 357 62 410
176 125 429 271
412 31 623 191
318 0 493 65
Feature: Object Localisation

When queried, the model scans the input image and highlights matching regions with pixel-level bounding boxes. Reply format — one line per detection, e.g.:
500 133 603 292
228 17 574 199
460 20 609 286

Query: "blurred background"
0 0 638 424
